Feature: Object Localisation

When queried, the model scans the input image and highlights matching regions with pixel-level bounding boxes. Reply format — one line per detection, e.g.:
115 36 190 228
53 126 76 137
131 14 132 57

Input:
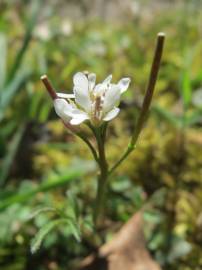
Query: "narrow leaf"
0 69 31 121
0 33 7 90
6 0 41 82
27 207 57 220
186 109 202 126
153 105 182 128
0 123 26 186
0 169 86 211
31 219 65 253
181 70 192 108
31 217 81 254
67 220 81 242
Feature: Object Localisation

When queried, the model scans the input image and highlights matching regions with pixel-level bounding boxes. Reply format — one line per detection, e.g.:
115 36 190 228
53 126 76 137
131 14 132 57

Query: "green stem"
93 170 108 227
93 126 108 226
109 143 135 175
76 132 99 164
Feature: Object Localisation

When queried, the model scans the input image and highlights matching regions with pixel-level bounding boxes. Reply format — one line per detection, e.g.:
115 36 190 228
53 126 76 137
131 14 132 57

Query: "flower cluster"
54 72 130 126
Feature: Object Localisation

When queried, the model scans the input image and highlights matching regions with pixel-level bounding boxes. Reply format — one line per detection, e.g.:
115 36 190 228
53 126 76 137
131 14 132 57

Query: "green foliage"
0 1 202 270
29 184 85 255
0 166 88 211
0 124 26 185
31 219 65 254
0 1 43 187
31 217 81 254
0 1 41 120
0 33 7 90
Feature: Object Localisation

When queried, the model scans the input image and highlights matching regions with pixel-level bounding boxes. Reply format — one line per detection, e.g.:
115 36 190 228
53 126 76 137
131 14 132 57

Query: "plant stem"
93 126 108 227
109 32 165 175
76 132 99 164
108 144 135 176
93 170 108 227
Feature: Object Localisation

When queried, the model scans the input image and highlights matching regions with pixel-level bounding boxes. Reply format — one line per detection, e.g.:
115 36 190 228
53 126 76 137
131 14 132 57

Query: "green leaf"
31 219 65 253
0 169 86 211
153 105 182 128
6 0 41 82
66 190 80 220
28 90 51 123
27 207 57 220
28 90 44 119
38 102 52 123
83 216 94 233
0 33 7 90
0 69 31 121
185 109 202 126
31 218 81 253
66 219 81 242
181 70 192 108
0 123 26 186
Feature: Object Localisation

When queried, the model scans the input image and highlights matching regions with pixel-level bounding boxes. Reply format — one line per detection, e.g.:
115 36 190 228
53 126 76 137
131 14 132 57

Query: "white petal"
71 108 88 115
57 92 75 99
88 73 96 90
53 98 73 122
73 72 88 90
94 83 104 95
103 85 121 113
73 86 91 112
103 107 120 121
73 72 91 111
118 78 131 93
70 112 89 125
102 74 112 85
93 75 112 96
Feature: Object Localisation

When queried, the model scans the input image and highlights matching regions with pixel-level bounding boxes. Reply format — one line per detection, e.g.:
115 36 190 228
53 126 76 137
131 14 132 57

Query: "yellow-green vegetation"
0 1 202 270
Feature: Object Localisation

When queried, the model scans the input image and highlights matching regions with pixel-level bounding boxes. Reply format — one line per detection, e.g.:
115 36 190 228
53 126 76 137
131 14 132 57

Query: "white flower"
34 23 51 41
54 72 130 126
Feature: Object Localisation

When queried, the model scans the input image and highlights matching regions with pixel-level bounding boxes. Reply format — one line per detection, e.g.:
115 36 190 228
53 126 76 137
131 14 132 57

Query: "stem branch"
109 144 134 175
76 132 99 163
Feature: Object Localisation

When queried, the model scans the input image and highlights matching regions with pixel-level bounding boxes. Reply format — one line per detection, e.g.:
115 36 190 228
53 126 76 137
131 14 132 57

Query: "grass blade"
0 123 26 186
181 70 192 108
31 219 65 253
153 105 182 128
6 0 41 82
0 33 7 90
0 69 31 121
0 169 86 211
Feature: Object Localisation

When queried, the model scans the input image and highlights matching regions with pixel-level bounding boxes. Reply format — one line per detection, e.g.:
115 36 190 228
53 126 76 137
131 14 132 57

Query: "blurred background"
0 0 202 269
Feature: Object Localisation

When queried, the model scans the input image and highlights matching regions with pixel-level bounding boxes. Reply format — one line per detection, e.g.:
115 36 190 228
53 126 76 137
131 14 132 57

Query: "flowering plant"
41 33 165 226
54 72 130 126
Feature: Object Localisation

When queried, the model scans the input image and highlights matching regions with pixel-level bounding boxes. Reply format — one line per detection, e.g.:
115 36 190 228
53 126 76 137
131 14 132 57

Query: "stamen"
93 96 102 121
95 96 101 114
83 70 89 76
